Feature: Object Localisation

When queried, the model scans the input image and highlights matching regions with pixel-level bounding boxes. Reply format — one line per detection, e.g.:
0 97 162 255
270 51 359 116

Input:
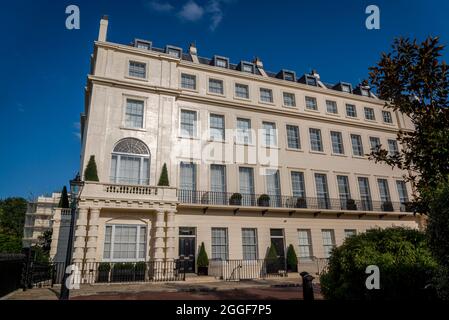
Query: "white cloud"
73 122 81 139
206 0 223 31
178 1 204 21
146 0 234 31
146 1 174 12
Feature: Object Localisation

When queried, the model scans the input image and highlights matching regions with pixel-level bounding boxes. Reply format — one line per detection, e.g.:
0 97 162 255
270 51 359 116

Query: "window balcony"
81 182 178 204
177 190 413 215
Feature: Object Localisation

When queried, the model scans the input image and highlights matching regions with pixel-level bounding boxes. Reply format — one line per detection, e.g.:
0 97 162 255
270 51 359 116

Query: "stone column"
165 209 176 261
73 207 88 264
154 210 166 261
86 208 100 263
49 208 62 260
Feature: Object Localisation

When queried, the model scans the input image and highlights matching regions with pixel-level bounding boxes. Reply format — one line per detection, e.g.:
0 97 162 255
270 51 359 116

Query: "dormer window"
305 75 317 86
341 83 352 93
214 56 229 68
166 45 182 58
279 70 296 82
240 61 254 74
134 39 151 50
361 88 370 97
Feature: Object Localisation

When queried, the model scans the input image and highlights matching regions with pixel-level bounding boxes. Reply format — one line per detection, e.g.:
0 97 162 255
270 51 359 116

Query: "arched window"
110 138 150 185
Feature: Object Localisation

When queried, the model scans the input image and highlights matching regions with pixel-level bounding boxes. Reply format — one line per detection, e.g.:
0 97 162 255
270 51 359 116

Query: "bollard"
300 271 315 300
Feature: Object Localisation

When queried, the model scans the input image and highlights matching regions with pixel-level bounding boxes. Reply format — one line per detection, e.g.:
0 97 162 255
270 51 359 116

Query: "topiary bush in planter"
197 242 209 275
111 262 135 282
229 193 242 205
346 199 357 210
84 155 99 182
157 163 170 186
258 194 270 207
265 243 281 274
97 262 111 283
286 244 298 272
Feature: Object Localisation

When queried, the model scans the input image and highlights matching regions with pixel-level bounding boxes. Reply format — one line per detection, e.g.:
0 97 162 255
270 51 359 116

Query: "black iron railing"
178 190 412 213
51 260 186 285
209 259 287 281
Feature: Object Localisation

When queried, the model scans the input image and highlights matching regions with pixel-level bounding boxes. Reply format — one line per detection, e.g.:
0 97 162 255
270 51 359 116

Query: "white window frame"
208 77 225 96
127 59 148 80
103 224 147 262
234 83 250 100
321 229 336 258
286 124 301 150
283 92 296 107
242 228 258 260
180 73 197 91
305 96 318 111
259 88 274 104
326 100 338 114
209 113 225 141
298 229 313 261
179 108 199 138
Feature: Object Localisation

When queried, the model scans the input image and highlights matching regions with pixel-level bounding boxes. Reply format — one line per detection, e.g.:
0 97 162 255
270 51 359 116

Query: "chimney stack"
98 15 109 42
189 43 199 63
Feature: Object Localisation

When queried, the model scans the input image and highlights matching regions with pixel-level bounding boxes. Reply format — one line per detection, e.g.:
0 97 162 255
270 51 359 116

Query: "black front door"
179 227 196 273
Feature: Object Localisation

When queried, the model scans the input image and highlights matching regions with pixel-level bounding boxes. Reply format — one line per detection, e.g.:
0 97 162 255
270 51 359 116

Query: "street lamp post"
59 173 84 300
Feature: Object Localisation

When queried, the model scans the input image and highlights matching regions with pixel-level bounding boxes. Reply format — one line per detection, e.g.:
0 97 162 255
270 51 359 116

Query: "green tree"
197 242 209 267
84 155 99 181
368 36 449 299
38 230 52 255
157 163 170 186
0 233 22 253
58 186 70 208
0 197 27 237
426 179 449 300
320 227 438 300
286 244 298 272
368 36 449 212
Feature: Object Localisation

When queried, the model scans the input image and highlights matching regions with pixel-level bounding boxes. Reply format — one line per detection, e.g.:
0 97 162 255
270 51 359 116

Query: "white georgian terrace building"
49 17 425 276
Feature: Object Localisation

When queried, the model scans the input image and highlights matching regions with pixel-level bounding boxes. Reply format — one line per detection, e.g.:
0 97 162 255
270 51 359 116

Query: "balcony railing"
178 190 413 213
81 182 178 203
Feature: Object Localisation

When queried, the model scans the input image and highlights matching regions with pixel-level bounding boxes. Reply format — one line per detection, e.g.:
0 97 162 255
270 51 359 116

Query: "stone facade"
50 17 423 274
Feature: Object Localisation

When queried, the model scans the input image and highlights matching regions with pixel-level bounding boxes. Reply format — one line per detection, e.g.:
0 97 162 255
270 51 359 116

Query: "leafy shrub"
257 194 270 206
320 227 438 300
157 163 169 186
197 242 209 267
286 244 298 272
229 193 242 205
98 262 111 272
84 155 99 181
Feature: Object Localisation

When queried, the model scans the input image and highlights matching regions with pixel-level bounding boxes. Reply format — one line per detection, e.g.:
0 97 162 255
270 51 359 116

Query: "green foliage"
84 155 99 182
134 261 147 271
320 227 438 300
38 230 52 254
257 194 270 206
113 262 135 270
31 245 50 263
58 186 70 208
229 193 242 205
368 36 449 212
427 179 449 299
286 244 298 272
0 197 27 237
197 242 209 267
0 233 22 253
98 262 111 272
266 243 278 260
157 163 170 186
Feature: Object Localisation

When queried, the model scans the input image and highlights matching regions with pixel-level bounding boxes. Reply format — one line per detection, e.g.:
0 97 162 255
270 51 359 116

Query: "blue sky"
0 0 448 199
